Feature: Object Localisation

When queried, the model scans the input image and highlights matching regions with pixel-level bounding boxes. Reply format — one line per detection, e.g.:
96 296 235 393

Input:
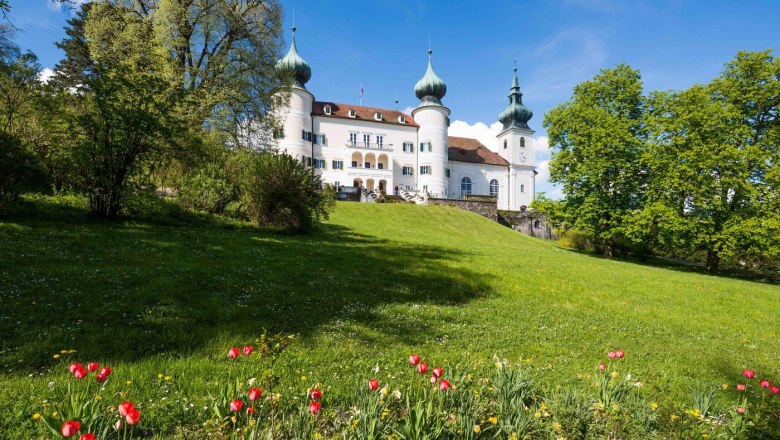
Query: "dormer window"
374 112 382 121
398 115 406 124
323 105 331 115
348 109 356 118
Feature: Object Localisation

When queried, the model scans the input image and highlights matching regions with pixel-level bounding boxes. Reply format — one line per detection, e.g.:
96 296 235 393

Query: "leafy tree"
544 64 647 257
51 2 94 89
241 152 334 232
638 51 779 272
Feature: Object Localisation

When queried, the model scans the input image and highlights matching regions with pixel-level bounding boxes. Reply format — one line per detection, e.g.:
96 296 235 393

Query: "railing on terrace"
346 141 394 150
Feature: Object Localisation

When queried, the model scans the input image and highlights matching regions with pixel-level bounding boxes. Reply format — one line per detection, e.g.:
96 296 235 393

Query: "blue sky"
6 0 780 197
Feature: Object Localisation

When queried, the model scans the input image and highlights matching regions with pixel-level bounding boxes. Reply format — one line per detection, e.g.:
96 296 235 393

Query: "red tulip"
439 379 451 391
409 354 420 365
743 369 755 379
230 399 243 412
737 384 746 392
96 373 107 383
125 409 140 425
87 362 99 372
598 363 606 371
309 401 321 414
61 420 80 437
607 351 616 359
737 406 745 414
247 406 257 415
243 345 253 356
248 388 263 401
368 379 380 391
73 366 88 379
770 386 780 395
615 350 625 359
760 379 771 388
119 401 135 417
80 434 96 440
432 367 443 378
68 363 82 374
311 389 322 401
429 375 437 384
228 347 239 359
99 367 112 377
417 362 428 374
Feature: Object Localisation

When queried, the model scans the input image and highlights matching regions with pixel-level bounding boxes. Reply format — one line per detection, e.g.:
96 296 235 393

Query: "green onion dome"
414 50 447 106
276 26 311 89
498 67 532 130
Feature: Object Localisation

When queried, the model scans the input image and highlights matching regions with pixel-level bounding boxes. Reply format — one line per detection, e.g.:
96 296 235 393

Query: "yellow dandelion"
553 422 562 432
53 354 60 359
473 425 481 433
164 375 171 381
126 380 132 385
32 413 41 420
67 350 77 353
671 414 679 421
157 373 163 379
488 416 498 424
611 371 619 379
301 375 307 381
60 350 67 354
651 402 659 410
510 434 519 440
351 419 359 429
722 383 729 390
703 435 710 439
51 412 58 417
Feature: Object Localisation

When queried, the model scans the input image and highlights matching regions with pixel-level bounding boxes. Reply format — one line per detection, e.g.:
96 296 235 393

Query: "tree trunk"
603 239 614 259
705 250 720 273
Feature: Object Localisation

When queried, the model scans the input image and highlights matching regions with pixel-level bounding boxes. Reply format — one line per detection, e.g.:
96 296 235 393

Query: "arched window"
503 140 508 149
489 179 499 196
460 177 472 196
520 137 525 148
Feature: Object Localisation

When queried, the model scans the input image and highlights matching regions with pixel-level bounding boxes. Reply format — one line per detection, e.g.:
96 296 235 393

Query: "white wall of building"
412 106 450 198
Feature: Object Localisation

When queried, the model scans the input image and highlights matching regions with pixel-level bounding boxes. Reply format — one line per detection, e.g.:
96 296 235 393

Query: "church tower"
411 49 450 197
496 66 535 209
275 24 314 161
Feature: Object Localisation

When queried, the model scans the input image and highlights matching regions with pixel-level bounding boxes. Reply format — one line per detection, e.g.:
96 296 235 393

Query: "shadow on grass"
0 197 492 368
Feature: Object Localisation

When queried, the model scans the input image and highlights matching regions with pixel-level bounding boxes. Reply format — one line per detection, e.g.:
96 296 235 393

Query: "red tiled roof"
312 102 418 127
448 136 509 166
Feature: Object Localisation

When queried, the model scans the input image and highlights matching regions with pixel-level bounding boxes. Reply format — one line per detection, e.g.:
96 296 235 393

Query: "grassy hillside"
1 196 778 436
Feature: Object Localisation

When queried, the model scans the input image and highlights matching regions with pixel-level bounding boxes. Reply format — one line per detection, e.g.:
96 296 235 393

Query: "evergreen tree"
51 2 93 89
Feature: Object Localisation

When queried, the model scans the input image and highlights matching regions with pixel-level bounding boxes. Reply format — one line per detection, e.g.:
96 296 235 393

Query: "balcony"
346 141 393 151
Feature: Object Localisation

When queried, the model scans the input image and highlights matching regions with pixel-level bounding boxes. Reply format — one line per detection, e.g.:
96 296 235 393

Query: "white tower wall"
277 89 314 160
413 106 450 197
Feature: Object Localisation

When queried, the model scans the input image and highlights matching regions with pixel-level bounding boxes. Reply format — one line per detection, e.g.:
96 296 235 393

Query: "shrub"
0 132 46 214
241 152 335 232
177 164 236 214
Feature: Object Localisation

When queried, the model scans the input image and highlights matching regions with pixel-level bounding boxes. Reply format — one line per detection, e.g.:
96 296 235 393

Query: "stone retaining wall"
498 210 558 240
427 198 498 222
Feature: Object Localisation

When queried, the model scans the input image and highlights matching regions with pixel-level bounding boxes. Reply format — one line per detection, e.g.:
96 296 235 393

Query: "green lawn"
1 196 778 437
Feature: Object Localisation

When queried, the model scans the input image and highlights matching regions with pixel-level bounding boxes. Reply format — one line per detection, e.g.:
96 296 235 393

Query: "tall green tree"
51 2 94 89
638 51 779 272
544 64 647 257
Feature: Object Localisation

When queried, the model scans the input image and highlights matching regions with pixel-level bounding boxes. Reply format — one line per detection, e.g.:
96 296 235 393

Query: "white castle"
274 26 537 211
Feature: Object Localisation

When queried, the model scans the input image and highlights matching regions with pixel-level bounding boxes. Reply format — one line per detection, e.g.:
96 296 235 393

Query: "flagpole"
359 82 363 106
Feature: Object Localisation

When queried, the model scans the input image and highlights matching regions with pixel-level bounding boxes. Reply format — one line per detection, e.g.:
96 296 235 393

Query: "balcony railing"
346 141 393 150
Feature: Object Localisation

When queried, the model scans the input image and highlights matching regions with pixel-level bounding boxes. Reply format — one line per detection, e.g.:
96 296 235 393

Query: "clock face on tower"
519 152 528 163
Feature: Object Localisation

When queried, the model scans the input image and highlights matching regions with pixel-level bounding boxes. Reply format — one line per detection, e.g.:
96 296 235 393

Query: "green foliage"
241 152 335 231
544 64 646 258
177 163 237 214
0 132 46 214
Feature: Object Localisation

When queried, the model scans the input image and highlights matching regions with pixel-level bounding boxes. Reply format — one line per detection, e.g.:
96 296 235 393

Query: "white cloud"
47 0 91 12
448 120 503 151
38 68 55 84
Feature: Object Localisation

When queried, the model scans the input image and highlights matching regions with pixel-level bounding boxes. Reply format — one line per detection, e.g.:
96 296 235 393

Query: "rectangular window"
351 160 358 168
445 168 450 178
520 184 525 193
403 142 413 152
365 161 371 169
332 160 343 170
314 159 326 169
420 142 424 152
427 142 432 152
376 135 383 148
305 157 312 167
314 134 327 145
363 134 371 147
420 142 432 152
378 163 383 170
419 165 432 175
423 185 428 192
402 166 413 176
349 133 357 146
334 181 340 189
301 130 312 142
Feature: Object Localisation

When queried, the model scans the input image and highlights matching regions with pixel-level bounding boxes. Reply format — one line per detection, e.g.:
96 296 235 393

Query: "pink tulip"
99 367 112 377
311 389 322 401
439 379 451 391
248 388 262 401
598 363 607 371
61 420 80 437
247 406 257 415
228 347 239 359
125 409 140 425
119 401 135 417
409 354 420 365
743 369 755 379
770 386 780 395
368 379 380 391
607 351 616 359
737 406 745 414
615 350 625 359
737 384 746 392
309 401 321 414
68 363 82 374
760 379 771 388
432 367 443 378
114 420 123 431
430 375 437 384
418 362 428 374
73 366 88 379
243 345 253 356
230 399 243 412
87 362 99 372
